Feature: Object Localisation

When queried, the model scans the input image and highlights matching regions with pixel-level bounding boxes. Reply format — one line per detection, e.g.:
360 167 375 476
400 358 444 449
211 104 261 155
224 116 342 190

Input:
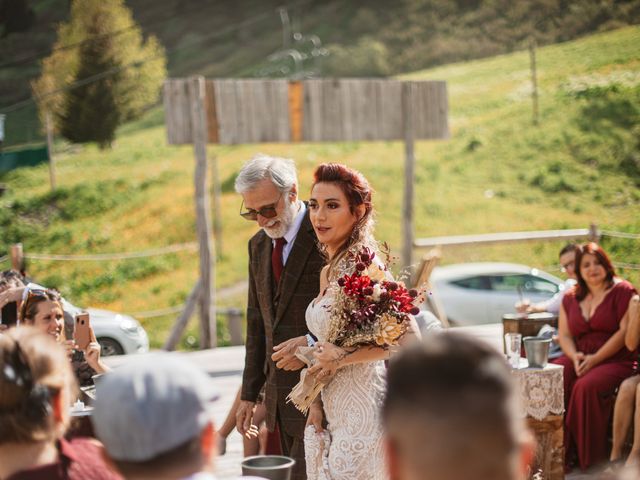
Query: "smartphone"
74 312 91 350
1 301 18 327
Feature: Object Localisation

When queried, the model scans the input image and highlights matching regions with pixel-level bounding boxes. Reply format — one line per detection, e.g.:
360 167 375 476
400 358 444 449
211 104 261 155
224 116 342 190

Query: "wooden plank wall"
164 78 449 145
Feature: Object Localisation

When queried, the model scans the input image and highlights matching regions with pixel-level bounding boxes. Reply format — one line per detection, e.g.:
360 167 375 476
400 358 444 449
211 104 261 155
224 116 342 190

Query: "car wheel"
98 337 125 356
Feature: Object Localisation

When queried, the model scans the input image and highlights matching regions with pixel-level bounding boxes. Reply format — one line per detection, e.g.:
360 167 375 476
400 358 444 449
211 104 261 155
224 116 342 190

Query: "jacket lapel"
273 213 317 329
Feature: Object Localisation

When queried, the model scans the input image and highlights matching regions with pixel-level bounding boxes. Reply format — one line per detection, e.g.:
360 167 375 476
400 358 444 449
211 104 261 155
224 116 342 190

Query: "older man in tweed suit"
235 155 324 480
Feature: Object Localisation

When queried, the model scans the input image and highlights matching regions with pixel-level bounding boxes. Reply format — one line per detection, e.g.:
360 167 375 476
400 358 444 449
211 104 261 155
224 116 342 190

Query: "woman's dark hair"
559 243 578 257
312 163 374 277
574 242 616 301
0 270 25 290
0 326 74 444
19 288 62 325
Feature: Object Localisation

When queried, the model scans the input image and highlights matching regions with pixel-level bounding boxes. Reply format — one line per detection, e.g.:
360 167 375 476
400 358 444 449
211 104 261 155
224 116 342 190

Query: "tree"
32 0 166 149
59 13 120 148
0 0 35 37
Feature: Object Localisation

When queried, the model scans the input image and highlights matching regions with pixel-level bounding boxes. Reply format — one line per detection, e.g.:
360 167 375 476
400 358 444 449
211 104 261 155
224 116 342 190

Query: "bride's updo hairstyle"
312 163 375 278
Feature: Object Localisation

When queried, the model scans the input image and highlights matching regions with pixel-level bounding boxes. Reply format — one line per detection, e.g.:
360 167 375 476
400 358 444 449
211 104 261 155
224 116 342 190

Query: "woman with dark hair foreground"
552 242 637 470
0 326 120 479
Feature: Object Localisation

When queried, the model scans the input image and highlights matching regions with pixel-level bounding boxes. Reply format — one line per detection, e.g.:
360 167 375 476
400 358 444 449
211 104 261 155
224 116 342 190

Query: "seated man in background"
516 243 578 315
92 354 263 480
383 333 534 480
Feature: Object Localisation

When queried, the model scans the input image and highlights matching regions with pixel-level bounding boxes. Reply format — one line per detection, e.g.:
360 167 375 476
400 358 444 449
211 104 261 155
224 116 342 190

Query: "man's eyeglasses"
561 261 575 273
239 193 283 221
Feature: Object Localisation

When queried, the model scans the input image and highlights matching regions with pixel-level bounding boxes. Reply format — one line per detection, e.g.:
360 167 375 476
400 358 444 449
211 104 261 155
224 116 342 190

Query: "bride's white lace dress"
304 287 388 480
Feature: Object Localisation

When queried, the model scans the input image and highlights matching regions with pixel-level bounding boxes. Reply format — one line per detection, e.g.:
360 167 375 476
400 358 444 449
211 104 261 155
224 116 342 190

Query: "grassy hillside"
2 26 639 348
2 0 639 146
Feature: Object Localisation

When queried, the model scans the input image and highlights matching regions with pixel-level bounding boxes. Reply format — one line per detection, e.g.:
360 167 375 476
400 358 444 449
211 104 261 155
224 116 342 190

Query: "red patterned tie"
272 237 287 283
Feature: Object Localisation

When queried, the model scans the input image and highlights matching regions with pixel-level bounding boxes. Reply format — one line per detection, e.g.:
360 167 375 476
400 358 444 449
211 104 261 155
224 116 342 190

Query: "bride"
303 163 421 480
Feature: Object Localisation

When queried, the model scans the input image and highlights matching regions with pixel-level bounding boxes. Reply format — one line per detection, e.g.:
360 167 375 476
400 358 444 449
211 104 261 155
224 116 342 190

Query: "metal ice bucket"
241 455 295 480
523 336 551 368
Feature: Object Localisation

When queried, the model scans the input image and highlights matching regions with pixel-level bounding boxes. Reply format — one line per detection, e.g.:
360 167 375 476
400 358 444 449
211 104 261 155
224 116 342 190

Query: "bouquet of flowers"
288 245 422 413
326 246 421 348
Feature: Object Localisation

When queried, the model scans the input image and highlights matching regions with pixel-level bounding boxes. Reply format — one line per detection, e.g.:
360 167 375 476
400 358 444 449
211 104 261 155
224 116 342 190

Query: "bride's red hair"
312 163 373 217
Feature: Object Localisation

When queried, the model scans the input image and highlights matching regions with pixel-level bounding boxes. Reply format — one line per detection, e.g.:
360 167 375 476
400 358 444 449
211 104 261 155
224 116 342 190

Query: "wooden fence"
413 225 599 249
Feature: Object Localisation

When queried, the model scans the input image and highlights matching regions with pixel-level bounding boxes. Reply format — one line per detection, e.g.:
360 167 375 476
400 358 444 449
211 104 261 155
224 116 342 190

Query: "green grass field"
2 26 639 348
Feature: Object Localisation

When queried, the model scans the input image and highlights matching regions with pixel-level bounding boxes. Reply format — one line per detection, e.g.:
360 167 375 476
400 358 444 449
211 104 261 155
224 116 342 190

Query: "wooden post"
529 38 539 126
402 82 415 271
211 153 223 258
189 76 217 349
45 111 56 191
10 243 23 272
163 279 202 351
226 308 244 346
588 223 600 243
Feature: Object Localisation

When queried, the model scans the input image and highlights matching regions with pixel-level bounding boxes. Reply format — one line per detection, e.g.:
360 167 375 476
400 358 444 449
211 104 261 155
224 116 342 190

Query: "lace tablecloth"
511 359 564 421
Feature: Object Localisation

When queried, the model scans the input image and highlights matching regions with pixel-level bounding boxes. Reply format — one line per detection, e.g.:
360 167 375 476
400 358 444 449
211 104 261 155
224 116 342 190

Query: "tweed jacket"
241 210 324 439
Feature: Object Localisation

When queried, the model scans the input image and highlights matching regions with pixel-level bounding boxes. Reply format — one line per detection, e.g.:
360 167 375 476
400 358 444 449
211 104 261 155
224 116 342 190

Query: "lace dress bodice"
304 289 387 480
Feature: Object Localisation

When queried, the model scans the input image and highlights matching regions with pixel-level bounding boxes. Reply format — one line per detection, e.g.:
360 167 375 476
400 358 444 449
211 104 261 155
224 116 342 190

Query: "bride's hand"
308 342 346 378
306 401 324 433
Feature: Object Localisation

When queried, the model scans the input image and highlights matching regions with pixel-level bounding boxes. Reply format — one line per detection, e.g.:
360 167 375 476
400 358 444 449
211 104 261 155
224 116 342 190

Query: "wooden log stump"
527 414 564 480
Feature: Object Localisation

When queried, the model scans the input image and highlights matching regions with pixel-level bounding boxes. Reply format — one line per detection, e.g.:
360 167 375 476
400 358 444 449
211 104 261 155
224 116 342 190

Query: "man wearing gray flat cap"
92 354 262 480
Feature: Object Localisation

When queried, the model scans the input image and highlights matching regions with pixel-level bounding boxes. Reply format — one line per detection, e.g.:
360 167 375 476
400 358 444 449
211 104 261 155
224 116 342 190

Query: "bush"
323 37 391 77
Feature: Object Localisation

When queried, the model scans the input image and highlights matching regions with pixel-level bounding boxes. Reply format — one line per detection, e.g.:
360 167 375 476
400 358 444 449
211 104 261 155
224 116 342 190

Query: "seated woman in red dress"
553 242 637 471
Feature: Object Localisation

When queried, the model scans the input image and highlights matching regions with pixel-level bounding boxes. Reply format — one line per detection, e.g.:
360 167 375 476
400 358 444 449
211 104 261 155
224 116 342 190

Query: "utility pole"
402 82 415 271
46 111 56 191
188 76 217 349
278 7 291 49
529 38 539 126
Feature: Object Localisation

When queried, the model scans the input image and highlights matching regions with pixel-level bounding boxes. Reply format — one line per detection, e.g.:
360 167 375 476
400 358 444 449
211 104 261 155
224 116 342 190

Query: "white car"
62 300 149 356
427 262 564 326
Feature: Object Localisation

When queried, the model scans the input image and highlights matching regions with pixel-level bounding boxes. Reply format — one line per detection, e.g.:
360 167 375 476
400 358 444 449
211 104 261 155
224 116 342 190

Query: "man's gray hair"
234 154 298 194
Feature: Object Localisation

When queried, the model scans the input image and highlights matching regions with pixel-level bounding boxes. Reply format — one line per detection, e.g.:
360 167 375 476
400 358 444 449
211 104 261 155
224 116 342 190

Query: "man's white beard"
263 200 298 239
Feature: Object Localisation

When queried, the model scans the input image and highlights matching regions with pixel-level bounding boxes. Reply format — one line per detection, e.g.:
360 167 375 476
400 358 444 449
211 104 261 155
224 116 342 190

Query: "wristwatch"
305 333 316 347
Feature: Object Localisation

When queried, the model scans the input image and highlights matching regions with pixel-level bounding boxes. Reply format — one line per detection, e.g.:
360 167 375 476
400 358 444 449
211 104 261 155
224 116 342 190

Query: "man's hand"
272 336 307 371
0 287 25 309
236 400 256 435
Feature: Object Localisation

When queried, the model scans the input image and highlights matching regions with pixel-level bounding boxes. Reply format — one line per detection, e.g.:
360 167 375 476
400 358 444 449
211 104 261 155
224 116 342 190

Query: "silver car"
427 262 564 326
62 300 149 356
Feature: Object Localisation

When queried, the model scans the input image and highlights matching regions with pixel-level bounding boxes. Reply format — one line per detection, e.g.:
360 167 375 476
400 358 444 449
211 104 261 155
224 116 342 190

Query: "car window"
488 274 529 292
450 276 491 290
488 274 559 294
522 275 559 294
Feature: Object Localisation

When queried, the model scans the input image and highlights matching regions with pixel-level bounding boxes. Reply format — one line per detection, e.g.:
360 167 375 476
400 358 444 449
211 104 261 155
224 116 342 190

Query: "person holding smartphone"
9 284 110 385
